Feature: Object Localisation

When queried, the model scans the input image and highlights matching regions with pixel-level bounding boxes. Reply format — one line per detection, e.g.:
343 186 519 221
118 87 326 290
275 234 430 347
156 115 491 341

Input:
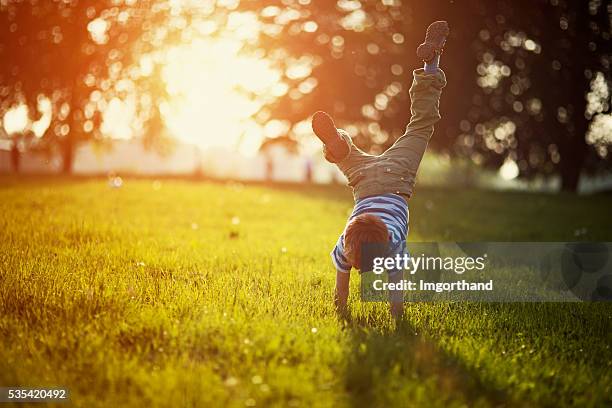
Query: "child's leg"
381 21 448 183
382 70 446 168
312 111 375 194
335 269 350 313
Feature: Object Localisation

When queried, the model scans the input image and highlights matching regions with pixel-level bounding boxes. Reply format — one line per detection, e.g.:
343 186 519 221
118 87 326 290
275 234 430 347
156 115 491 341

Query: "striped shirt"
331 193 409 273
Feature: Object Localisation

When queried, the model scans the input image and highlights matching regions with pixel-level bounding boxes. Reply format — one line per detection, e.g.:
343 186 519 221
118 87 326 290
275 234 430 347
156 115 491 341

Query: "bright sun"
98 8 289 156
3 7 312 158
159 37 281 155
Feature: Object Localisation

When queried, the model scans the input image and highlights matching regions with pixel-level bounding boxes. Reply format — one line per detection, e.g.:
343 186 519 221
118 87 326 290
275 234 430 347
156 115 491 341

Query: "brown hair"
344 214 389 269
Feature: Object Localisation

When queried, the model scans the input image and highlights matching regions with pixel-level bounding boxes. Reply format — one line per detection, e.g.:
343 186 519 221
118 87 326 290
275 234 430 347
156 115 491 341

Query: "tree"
254 0 611 191
2 0 609 189
459 0 612 191
0 0 175 173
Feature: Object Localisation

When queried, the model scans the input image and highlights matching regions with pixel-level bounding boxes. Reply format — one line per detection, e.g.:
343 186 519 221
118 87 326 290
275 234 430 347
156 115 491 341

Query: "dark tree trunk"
558 2 591 192
61 135 74 174
62 91 79 174
559 79 588 192
559 143 586 192
10 142 20 173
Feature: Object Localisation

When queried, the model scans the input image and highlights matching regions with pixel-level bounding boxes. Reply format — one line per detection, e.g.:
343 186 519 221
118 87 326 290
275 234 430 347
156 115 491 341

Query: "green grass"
0 177 611 407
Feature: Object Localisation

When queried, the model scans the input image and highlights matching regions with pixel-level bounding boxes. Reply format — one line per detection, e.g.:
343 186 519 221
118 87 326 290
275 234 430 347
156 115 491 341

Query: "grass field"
0 177 611 407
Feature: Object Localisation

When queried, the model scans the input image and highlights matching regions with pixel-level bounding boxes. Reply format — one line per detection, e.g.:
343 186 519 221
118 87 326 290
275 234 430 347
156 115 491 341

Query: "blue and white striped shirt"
331 193 409 273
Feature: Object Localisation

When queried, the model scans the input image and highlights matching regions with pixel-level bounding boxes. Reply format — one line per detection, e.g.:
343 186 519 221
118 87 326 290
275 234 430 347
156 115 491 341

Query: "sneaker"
312 111 349 161
416 21 449 62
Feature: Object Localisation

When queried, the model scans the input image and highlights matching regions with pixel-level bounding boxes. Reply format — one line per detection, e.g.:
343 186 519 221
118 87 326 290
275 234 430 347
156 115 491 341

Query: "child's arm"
334 270 350 312
388 271 404 319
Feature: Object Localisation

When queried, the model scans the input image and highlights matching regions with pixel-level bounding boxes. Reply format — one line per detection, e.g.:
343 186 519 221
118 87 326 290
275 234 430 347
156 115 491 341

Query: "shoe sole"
312 111 349 161
312 111 340 144
416 21 449 62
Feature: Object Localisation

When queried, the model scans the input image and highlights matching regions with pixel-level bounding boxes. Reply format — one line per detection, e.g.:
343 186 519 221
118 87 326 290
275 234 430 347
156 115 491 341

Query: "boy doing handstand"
311 21 449 318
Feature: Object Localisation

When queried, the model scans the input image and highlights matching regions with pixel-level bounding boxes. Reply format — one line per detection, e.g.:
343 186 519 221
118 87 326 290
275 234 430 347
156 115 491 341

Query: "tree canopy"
1 0 610 190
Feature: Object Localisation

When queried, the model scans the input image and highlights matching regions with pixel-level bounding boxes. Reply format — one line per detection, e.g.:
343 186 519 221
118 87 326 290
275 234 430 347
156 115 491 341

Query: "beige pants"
325 69 447 201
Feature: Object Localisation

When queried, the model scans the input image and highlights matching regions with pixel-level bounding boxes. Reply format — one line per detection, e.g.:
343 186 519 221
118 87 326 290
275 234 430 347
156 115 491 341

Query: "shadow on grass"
340 302 612 407
340 310 508 407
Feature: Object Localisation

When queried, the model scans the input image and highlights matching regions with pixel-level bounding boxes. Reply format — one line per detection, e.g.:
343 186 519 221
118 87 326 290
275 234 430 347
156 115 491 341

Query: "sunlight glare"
499 157 519 180
160 37 283 155
102 97 137 140
2 104 28 135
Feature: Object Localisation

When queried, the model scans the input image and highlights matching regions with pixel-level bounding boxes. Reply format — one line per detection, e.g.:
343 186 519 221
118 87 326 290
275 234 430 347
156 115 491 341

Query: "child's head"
344 214 389 269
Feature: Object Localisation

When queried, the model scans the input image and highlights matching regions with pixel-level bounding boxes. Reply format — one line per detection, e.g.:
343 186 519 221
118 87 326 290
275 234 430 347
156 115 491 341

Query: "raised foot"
311 111 349 162
312 111 339 144
416 21 449 62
